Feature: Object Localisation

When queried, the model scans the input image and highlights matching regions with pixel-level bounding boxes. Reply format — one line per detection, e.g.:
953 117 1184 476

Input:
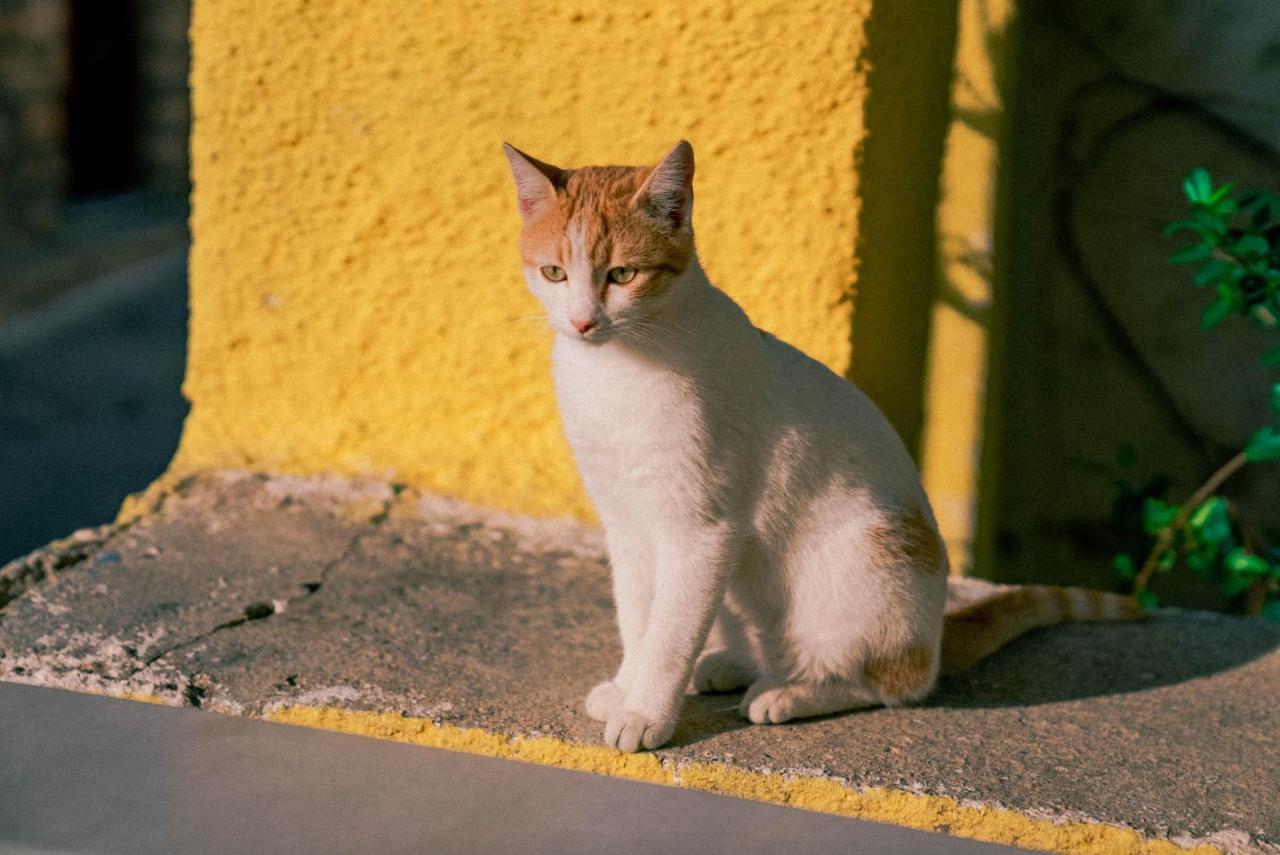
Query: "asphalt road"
0 682 1023 855
0 246 189 564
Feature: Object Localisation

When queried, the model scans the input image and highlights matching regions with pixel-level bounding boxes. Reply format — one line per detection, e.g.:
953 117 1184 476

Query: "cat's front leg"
603 521 736 752
585 523 655 723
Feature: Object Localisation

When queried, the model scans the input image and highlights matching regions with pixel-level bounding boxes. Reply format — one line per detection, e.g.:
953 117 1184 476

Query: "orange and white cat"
503 140 1138 753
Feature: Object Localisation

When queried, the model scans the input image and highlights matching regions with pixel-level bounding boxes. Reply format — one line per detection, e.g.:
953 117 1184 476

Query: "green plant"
1111 169 1280 619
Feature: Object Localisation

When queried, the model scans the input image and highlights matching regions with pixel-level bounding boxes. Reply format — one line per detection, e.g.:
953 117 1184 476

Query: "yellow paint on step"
267 705 1222 855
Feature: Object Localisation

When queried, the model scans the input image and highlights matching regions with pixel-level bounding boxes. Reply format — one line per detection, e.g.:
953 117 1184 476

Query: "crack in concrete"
131 497 394 683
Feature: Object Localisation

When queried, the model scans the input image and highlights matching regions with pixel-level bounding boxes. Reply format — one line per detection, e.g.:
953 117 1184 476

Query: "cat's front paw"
603 709 676 753
584 680 625 722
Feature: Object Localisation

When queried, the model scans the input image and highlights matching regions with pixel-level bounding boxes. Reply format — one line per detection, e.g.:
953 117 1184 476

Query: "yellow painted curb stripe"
267 705 1220 855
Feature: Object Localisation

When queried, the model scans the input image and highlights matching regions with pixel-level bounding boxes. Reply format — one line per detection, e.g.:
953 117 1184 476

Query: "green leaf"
1207 181 1235 207
1162 219 1199 238
1187 496 1231 546
1225 547 1271 576
1271 382 1280 415
1222 573 1256 598
1112 553 1136 580
1193 207 1227 234
1135 590 1159 610
1252 204 1273 230
1263 346 1280 368
1171 243 1212 264
1187 168 1212 203
1201 297 1233 328
1142 497 1177 535
1245 425 1280 462
1156 548 1177 571
1187 497 1216 529
1193 259 1228 287
1261 599 1280 622
1234 234 1269 256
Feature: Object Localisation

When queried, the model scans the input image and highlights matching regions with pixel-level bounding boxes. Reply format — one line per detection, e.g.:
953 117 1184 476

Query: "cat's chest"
552 344 699 463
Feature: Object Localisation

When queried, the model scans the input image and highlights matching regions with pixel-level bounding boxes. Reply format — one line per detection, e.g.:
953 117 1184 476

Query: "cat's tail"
940 585 1144 675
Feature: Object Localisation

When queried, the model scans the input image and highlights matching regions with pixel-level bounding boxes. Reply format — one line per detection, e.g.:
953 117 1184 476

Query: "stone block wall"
983 0 1280 604
0 1 67 243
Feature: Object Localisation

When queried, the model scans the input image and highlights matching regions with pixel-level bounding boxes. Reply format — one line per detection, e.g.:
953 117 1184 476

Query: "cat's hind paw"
603 709 676 753
584 680 625 723
690 649 755 694
740 678 879 724
740 683 799 724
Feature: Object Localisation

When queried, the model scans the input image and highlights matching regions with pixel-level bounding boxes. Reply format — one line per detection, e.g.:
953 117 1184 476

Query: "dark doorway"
66 0 142 198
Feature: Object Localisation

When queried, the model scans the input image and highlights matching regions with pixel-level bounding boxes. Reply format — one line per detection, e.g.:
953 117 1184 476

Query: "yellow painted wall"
922 0 1012 573
176 0 961 522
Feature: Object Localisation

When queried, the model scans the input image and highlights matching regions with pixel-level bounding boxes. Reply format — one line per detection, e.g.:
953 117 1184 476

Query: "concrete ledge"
1 472 1276 854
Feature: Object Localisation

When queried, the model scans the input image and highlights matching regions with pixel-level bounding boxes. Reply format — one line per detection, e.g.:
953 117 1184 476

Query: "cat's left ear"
634 140 694 230
502 142 566 219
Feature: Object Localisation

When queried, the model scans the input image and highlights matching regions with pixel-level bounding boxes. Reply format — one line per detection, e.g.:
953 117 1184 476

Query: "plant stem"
1133 450 1250 594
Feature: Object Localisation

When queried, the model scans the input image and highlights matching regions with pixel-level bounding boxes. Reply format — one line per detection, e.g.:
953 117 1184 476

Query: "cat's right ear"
502 143 565 219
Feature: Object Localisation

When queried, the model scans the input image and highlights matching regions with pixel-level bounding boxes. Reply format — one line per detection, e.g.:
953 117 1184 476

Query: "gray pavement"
0 681 1022 854
1 472 1277 852
0 245 189 564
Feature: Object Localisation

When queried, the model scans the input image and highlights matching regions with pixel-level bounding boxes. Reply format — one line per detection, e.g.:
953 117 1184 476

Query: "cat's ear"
634 140 694 230
502 143 565 219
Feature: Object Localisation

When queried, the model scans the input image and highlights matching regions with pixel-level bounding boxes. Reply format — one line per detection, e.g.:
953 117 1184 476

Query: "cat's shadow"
666 616 1280 746
668 693 755 748
929 616 1280 710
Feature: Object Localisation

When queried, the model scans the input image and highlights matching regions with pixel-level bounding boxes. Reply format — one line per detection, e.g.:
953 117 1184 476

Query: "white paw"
740 682 798 725
585 680 625 723
691 650 754 694
603 709 676 753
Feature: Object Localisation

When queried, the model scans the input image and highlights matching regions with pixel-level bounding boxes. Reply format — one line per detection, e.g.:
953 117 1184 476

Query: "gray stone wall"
985 0 1280 605
0 1 67 243
139 0 190 195
0 0 189 251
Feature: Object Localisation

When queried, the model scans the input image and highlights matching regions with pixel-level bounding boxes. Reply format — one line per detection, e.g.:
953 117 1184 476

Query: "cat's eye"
540 265 567 282
607 266 637 285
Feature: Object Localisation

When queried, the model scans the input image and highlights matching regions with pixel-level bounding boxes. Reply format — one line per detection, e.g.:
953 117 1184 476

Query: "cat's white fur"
508 141 948 752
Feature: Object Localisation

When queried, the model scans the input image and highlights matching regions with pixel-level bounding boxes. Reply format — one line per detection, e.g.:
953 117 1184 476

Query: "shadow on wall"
979 0 1280 609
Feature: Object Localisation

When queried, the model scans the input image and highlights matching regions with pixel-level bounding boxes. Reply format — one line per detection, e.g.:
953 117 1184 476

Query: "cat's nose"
572 317 597 335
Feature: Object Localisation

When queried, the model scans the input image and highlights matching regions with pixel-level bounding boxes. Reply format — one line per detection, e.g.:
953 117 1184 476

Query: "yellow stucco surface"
922 0 1011 573
176 0 963 521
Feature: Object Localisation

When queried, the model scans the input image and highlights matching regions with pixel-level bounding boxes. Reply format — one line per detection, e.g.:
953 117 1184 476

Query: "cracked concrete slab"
1 471 1277 853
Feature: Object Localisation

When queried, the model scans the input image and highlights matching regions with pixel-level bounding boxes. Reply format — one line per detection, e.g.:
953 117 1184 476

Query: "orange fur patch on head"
517 163 694 298
868 506 947 576
863 644 935 702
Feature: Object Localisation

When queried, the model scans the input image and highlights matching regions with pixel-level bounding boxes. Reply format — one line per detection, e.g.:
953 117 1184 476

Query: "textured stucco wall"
922 0 1012 574
177 0 959 521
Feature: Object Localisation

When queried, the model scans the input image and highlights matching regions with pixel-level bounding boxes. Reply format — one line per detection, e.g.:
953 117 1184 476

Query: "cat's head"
502 141 696 343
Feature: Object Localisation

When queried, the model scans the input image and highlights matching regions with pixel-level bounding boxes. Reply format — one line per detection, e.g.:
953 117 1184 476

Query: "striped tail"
940 585 1144 675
